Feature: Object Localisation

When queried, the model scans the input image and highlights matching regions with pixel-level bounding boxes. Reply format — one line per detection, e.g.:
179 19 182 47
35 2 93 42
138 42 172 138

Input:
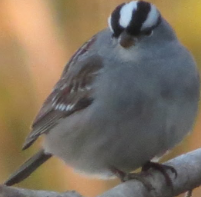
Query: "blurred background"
0 0 201 197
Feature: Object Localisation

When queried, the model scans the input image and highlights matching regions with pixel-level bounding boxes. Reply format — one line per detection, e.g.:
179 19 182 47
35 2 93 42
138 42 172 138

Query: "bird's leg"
111 167 154 191
111 168 129 182
142 161 177 193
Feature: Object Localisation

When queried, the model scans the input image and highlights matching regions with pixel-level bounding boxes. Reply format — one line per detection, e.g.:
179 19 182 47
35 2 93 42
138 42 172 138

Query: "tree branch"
1 148 201 197
0 186 83 197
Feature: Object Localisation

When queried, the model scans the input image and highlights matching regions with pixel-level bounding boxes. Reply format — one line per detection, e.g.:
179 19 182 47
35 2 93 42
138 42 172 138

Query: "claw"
111 167 154 192
128 172 155 191
142 161 177 193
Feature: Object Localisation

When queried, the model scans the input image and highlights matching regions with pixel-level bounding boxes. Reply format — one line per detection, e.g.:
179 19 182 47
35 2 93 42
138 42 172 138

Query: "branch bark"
1 148 201 197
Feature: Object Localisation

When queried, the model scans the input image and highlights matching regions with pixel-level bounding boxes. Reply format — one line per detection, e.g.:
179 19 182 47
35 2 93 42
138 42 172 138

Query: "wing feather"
22 37 103 150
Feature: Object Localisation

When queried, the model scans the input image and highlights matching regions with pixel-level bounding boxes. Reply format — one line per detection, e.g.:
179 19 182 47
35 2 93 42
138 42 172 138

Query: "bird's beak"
119 31 136 48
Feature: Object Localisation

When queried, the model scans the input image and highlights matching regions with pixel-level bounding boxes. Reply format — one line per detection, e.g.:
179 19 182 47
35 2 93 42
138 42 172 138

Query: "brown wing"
22 42 103 150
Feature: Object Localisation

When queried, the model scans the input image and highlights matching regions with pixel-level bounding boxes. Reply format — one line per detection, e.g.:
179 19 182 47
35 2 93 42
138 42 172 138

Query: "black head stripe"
110 3 125 37
127 1 151 36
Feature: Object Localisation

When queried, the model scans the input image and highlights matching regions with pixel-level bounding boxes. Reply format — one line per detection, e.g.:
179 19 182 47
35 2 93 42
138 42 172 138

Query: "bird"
4 0 200 187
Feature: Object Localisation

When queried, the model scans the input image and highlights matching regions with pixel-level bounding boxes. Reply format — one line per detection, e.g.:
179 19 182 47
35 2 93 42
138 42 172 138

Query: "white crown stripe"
108 1 160 36
119 1 138 28
108 16 114 33
141 4 159 30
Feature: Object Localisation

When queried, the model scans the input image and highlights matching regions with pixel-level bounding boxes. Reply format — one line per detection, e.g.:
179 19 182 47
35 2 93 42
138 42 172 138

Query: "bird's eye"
144 30 153 37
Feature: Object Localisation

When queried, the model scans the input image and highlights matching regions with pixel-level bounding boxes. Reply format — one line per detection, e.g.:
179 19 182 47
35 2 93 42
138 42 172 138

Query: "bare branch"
99 148 201 197
1 148 201 197
0 185 83 197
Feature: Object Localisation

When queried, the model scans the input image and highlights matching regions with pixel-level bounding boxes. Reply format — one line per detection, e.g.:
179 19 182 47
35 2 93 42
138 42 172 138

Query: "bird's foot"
142 161 177 193
112 168 154 192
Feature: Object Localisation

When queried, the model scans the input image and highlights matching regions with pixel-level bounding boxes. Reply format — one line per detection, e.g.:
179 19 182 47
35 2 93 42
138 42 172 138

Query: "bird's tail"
4 149 52 186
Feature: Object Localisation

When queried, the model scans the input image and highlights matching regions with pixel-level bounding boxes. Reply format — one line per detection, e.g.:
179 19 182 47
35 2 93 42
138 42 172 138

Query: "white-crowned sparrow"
4 0 200 186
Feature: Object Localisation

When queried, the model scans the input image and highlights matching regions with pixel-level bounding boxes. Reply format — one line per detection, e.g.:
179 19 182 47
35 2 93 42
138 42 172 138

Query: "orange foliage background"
0 1 201 197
